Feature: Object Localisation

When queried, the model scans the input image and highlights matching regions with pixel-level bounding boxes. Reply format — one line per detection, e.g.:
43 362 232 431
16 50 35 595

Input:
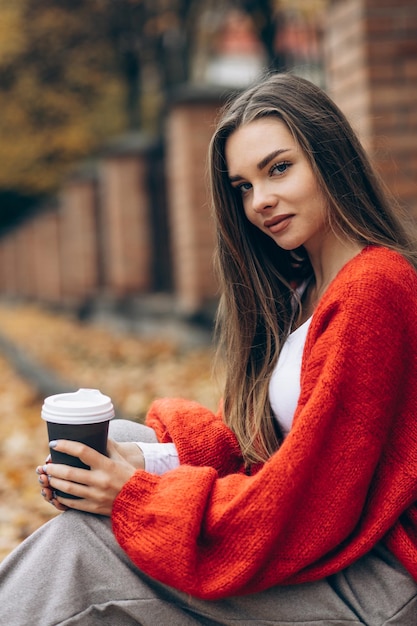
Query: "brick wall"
59 176 100 304
165 90 223 315
0 235 17 295
19 222 39 298
32 208 62 303
324 0 417 214
1 5 416 312
99 151 152 296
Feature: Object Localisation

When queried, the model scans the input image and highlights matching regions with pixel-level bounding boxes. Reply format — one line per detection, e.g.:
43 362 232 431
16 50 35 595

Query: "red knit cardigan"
112 246 417 599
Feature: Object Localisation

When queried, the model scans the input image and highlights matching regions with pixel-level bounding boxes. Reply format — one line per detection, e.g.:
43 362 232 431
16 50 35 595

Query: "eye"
270 161 291 176
234 181 252 195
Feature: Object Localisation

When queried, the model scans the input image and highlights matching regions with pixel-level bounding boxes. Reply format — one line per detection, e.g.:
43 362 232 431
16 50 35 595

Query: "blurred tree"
0 0 126 200
0 0 295 226
0 0 202 200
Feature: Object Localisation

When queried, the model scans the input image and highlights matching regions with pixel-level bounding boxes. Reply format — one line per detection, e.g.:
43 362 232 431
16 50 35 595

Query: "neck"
304 236 364 314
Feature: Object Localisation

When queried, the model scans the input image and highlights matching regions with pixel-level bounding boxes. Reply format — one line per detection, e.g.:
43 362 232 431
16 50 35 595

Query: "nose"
251 183 277 214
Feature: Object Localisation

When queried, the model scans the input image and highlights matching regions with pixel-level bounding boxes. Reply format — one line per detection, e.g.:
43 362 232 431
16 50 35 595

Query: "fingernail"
42 465 49 473
49 440 58 448
40 489 46 497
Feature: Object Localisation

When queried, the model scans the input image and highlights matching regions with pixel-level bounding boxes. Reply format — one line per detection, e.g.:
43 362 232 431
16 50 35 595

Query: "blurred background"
0 0 415 321
0 0 416 559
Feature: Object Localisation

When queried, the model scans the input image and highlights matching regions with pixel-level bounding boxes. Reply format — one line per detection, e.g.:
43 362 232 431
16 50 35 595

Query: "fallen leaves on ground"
0 355 59 561
0 301 223 562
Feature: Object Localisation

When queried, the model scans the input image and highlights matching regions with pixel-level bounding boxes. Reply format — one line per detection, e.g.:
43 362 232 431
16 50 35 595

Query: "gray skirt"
0 419 416 626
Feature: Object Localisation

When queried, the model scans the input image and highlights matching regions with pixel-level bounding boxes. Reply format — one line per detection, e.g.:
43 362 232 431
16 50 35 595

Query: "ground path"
0 300 222 561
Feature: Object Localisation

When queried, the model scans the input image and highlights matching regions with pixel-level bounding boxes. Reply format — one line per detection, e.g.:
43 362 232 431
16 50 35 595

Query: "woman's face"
225 117 329 257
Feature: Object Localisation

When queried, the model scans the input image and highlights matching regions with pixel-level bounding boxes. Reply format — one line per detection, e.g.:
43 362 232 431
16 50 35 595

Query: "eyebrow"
229 148 291 182
257 148 291 171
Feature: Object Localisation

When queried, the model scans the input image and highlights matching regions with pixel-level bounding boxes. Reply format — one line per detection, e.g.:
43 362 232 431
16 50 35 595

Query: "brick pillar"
59 171 101 304
0 239 6 292
324 0 417 214
32 207 62 302
0 234 18 295
99 135 154 296
15 221 36 298
165 87 225 316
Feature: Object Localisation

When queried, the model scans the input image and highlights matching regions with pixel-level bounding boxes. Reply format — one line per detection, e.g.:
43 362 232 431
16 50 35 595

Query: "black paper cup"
41 389 114 498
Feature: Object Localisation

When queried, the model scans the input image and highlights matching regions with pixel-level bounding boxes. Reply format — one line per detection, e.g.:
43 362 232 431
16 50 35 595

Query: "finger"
54 494 102 514
38 473 50 487
47 475 89 500
48 493 68 512
40 486 54 500
36 454 52 475
106 439 131 463
106 438 117 455
53 487 115 516
43 462 90 488
51 499 68 512
49 440 107 469
40 486 68 511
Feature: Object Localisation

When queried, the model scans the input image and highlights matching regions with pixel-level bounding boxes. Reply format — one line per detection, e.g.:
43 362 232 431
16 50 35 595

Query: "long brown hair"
209 72 417 466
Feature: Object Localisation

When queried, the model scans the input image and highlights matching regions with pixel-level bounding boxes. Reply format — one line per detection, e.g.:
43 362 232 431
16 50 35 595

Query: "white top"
138 312 312 474
268 317 312 436
137 442 179 474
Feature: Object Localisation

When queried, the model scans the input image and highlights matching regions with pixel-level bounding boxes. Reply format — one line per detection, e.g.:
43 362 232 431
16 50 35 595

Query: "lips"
264 214 294 234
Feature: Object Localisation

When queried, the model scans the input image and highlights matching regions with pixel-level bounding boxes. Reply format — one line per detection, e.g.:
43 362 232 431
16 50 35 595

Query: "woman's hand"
36 438 140 516
110 440 145 470
37 453 68 512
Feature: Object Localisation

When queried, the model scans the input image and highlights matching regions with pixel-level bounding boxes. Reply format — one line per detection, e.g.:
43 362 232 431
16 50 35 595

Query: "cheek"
242 198 255 224
302 178 327 217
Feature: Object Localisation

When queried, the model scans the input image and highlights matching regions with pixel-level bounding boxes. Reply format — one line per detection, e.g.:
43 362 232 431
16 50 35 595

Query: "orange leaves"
0 358 59 561
0 301 222 561
0 2 126 193
0 303 221 417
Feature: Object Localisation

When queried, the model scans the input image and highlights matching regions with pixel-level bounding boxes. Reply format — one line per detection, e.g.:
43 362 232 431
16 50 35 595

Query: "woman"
1 73 417 625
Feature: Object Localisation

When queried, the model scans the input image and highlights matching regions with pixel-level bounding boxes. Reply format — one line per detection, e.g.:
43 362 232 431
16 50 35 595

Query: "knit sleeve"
144 397 246 476
112 248 417 599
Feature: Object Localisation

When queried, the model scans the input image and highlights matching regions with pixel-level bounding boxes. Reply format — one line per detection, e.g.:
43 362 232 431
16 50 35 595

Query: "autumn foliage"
0 0 127 194
0 301 222 561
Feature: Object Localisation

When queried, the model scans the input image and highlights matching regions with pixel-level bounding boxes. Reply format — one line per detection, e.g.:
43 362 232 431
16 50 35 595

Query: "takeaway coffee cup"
41 388 115 497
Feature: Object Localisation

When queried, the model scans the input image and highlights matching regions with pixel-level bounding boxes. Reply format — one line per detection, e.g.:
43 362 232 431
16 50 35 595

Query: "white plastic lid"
41 388 115 424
